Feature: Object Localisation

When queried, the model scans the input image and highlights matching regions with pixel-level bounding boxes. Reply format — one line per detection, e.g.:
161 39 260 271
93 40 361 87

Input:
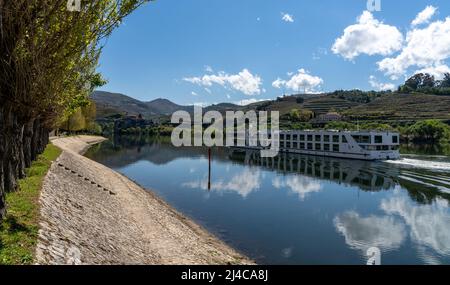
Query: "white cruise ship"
235 130 400 161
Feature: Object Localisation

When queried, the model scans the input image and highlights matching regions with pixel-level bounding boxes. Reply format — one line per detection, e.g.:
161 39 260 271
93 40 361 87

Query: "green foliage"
119 125 173 136
61 100 98 132
330 89 390 103
399 73 450 95
290 122 313 130
288 108 313 122
0 144 61 265
325 121 357 130
405 120 450 143
441 73 450 88
359 122 397 131
1 1 150 128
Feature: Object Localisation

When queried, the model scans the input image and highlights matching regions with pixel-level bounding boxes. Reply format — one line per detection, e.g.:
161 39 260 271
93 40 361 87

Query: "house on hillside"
310 112 343 128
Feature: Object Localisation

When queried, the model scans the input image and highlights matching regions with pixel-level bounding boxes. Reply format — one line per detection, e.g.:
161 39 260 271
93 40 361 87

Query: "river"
85 136 450 265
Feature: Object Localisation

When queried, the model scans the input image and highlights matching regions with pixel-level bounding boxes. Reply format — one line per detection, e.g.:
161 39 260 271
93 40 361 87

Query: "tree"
0 1 149 219
289 108 313 122
404 73 425 90
61 100 99 133
422 73 436 88
67 109 87 132
405 120 450 143
398 73 450 95
439 73 450 88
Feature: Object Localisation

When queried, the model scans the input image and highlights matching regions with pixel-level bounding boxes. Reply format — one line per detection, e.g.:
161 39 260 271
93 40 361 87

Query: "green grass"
0 144 61 265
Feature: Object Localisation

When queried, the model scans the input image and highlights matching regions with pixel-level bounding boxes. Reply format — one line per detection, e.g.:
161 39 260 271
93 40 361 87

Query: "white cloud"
281 13 294 23
272 78 284 89
272 175 322 201
411 6 437 27
183 69 263 96
334 211 406 252
183 169 262 198
204 65 213 73
191 91 198 96
378 16 450 80
369 75 396 91
235 98 269 106
414 64 450 80
332 11 403 60
272 68 323 93
381 195 450 263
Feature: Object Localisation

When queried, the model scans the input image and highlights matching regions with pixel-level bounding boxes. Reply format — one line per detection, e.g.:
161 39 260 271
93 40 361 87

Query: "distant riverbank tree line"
323 120 450 145
59 101 102 135
0 1 149 220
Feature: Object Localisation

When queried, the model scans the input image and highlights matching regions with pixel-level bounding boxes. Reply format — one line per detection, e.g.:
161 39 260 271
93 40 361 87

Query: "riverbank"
36 135 253 265
0 144 61 264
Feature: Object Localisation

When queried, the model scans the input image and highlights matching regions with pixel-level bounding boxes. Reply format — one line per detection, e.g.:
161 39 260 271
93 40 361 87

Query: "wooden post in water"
208 148 211 191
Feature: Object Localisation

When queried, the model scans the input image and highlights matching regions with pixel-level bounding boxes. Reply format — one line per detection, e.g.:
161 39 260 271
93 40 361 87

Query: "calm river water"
85 136 450 265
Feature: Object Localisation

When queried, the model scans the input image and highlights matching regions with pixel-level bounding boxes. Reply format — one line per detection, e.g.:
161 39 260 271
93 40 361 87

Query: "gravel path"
35 135 253 265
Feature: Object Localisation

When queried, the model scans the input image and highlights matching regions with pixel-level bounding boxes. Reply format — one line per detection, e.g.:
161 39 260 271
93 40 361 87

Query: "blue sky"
97 0 450 106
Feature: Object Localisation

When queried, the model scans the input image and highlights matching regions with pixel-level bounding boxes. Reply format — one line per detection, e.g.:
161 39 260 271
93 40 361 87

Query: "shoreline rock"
36 135 253 265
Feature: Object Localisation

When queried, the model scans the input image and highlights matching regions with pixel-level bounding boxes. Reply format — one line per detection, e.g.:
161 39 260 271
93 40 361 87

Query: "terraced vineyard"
302 97 360 115
343 93 450 121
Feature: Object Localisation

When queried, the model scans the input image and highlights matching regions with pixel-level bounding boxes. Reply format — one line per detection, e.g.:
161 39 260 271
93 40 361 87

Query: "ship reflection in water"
85 136 450 265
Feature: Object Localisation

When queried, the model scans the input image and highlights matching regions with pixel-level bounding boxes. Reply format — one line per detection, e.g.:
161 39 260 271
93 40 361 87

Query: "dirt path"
35 135 253 265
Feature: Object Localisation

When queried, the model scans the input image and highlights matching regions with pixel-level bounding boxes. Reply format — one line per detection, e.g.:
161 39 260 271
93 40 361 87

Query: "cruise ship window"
342 136 347 143
315 135 321 141
392 136 398 143
307 143 313 150
286 142 291 148
333 144 339 152
293 142 298 148
324 135 330 142
375 135 382 144
324 144 330 151
315 143 321 150
286 134 291 140
307 135 313 141
382 145 389 150
300 143 305 149
280 134 285 140
293 134 298 141
332 135 339 143
362 136 371 143
300 135 305 141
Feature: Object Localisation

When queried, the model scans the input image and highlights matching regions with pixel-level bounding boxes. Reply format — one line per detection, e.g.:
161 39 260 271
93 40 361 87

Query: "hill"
92 90 450 123
343 93 450 121
145 98 193 115
92 91 193 118
302 96 359 115
92 91 248 118
92 91 154 117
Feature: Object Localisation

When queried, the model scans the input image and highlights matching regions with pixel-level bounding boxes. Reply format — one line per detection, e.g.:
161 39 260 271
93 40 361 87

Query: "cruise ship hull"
232 146 400 161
